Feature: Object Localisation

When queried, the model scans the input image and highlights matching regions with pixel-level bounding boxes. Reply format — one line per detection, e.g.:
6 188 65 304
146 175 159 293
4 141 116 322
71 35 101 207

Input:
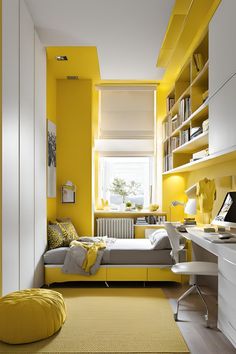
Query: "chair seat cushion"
0 288 66 344
172 261 218 276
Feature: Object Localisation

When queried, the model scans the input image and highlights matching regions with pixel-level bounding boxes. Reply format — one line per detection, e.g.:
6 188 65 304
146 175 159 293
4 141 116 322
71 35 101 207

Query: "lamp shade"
184 198 197 215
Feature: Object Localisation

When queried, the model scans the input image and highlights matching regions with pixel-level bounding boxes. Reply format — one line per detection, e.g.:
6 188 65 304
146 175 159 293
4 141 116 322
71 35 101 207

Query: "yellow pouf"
0 288 66 344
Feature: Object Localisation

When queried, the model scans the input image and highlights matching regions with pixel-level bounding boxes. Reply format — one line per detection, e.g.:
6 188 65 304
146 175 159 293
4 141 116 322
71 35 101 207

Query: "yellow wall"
186 159 236 224
46 62 57 221
56 79 93 235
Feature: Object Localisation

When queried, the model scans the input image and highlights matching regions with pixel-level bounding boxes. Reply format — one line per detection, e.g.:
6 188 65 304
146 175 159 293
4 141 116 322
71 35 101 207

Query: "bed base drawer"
45 266 107 284
45 266 183 284
106 267 147 281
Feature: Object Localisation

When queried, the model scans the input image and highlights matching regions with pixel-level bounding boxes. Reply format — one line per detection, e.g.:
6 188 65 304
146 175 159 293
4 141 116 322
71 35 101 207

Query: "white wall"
2 0 47 295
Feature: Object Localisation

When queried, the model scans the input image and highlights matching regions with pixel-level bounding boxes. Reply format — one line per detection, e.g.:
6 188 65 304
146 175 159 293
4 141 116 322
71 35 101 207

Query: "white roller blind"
99 88 155 139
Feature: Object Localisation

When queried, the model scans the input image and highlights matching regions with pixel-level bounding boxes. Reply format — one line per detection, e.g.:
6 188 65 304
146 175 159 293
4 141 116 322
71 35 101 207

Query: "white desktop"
185 191 236 348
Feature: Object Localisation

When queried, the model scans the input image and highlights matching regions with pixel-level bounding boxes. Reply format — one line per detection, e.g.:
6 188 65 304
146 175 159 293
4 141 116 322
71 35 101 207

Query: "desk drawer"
219 275 236 331
219 257 236 286
218 297 236 347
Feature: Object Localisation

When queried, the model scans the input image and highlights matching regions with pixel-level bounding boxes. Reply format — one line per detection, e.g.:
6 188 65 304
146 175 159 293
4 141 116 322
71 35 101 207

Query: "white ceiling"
26 0 174 80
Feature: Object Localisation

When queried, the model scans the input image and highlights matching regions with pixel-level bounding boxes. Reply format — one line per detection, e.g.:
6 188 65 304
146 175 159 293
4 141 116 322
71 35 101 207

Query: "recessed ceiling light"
56 55 68 61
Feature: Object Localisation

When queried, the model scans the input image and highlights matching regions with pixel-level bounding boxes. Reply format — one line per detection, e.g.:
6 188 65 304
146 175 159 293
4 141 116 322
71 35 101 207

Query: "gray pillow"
149 229 171 250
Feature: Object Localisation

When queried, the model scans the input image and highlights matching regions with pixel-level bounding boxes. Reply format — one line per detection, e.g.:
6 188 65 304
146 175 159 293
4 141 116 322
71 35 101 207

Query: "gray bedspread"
62 237 111 276
44 238 174 273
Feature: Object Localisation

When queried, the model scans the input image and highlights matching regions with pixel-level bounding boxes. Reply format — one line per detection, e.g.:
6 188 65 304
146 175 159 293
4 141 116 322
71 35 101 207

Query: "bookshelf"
162 32 209 173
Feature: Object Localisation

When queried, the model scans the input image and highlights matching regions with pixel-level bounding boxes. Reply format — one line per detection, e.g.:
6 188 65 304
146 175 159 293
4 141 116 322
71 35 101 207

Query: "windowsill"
94 209 167 215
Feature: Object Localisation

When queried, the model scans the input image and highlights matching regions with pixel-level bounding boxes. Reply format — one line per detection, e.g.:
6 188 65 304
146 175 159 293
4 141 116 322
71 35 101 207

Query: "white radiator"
96 218 134 238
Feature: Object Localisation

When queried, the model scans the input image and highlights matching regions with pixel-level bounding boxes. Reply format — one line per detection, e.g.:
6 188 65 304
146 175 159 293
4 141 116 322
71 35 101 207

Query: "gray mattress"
44 245 173 266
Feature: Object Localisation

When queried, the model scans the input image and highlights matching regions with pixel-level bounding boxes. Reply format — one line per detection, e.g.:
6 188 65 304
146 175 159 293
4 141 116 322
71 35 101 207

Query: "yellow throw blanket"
70 240 106 273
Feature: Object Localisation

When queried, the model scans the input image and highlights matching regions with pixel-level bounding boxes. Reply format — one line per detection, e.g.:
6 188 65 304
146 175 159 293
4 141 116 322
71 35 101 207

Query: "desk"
185 227 236 348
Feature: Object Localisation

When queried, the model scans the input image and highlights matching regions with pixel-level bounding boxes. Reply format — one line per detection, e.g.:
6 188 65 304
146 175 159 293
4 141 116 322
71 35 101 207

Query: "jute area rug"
0 288 189 353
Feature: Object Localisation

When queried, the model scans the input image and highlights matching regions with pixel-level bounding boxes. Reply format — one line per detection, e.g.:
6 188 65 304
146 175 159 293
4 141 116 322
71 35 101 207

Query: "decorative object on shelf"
61 181 76 203
96 198 109 210
149 204 159 211
47 120 56 198
125 201 132 211
135 204 143 211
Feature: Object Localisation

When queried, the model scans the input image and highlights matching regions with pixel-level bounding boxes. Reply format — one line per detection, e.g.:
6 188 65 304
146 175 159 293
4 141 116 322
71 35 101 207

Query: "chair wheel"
174 313 178 321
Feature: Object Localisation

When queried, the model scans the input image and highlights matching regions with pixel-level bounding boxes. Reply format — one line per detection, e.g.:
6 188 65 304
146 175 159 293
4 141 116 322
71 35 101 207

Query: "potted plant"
109 178 141 210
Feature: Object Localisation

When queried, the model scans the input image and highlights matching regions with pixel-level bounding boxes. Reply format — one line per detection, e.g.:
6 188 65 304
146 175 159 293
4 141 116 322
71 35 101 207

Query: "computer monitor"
212 191 236 227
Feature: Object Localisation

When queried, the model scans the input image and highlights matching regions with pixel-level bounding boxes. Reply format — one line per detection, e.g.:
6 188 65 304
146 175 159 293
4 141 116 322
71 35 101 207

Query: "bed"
44 233 187 285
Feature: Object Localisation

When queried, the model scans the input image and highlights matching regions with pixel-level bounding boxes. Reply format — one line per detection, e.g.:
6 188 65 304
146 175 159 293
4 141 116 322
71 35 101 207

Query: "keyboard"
204 233 236 243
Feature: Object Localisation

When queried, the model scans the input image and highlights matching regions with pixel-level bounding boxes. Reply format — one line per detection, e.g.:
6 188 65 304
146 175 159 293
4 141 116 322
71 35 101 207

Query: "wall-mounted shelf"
173 131 208 154
163 145 236 175
162 31 209 173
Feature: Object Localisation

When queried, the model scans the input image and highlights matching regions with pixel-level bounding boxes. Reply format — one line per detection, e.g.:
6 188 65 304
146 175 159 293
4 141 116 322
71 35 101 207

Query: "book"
171 114 179 132
192 148 209 160
202 90 209 102
179 97 191 122
193 53 204 72
166 97 175 112
202 119 209 132
190 127 203 139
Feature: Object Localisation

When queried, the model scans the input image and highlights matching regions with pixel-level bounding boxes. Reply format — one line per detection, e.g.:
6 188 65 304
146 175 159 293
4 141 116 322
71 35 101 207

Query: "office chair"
165 222 218 326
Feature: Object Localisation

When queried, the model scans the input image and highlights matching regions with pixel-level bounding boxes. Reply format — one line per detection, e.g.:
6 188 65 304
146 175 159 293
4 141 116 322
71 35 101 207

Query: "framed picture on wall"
47 120 56 198
61 181 76 203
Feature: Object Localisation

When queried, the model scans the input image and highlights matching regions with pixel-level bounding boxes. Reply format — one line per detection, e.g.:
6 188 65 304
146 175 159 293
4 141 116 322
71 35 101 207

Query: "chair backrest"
164 222 184 263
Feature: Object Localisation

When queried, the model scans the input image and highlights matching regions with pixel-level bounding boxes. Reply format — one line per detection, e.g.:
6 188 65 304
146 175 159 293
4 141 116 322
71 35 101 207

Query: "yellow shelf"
163 145 236 175
173 131 208 154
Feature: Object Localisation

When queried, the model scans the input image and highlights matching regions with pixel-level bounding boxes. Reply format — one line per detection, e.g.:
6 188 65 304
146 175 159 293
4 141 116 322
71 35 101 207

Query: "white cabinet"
218 257 236 347
2 0 46 294
209 0 236 96
19 0 35 290
209 74 236 155
2 0 20 295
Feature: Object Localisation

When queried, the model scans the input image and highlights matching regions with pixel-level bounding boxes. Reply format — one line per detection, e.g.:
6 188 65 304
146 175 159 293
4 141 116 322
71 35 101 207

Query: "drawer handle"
228 320 236 331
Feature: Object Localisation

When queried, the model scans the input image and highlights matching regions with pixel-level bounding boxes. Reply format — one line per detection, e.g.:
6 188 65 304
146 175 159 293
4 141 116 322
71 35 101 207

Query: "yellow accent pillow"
57 221 79 246
47 223 64 250
0 288 66 344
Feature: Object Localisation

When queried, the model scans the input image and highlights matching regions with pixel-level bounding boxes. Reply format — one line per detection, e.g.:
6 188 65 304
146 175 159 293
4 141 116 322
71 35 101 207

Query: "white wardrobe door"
19 0 35 289
2 0 20 295
209 75 236 155
209 0 236 96
34 32 47 287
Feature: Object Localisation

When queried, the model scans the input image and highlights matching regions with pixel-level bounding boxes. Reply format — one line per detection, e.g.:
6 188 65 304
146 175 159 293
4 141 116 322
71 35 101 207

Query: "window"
99 157 153 208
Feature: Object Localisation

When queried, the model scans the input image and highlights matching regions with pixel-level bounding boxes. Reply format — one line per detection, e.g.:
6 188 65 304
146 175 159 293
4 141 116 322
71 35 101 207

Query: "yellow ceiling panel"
157 0 221 85
46 47 100 80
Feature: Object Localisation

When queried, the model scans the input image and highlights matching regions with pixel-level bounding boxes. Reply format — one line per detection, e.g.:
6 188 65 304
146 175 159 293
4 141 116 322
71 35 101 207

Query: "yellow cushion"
57 221 79 246
0 288 66 344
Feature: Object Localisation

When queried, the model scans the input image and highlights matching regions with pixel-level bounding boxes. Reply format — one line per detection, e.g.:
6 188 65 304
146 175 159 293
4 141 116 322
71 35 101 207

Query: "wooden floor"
50 281 236 354
162 283 236 354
